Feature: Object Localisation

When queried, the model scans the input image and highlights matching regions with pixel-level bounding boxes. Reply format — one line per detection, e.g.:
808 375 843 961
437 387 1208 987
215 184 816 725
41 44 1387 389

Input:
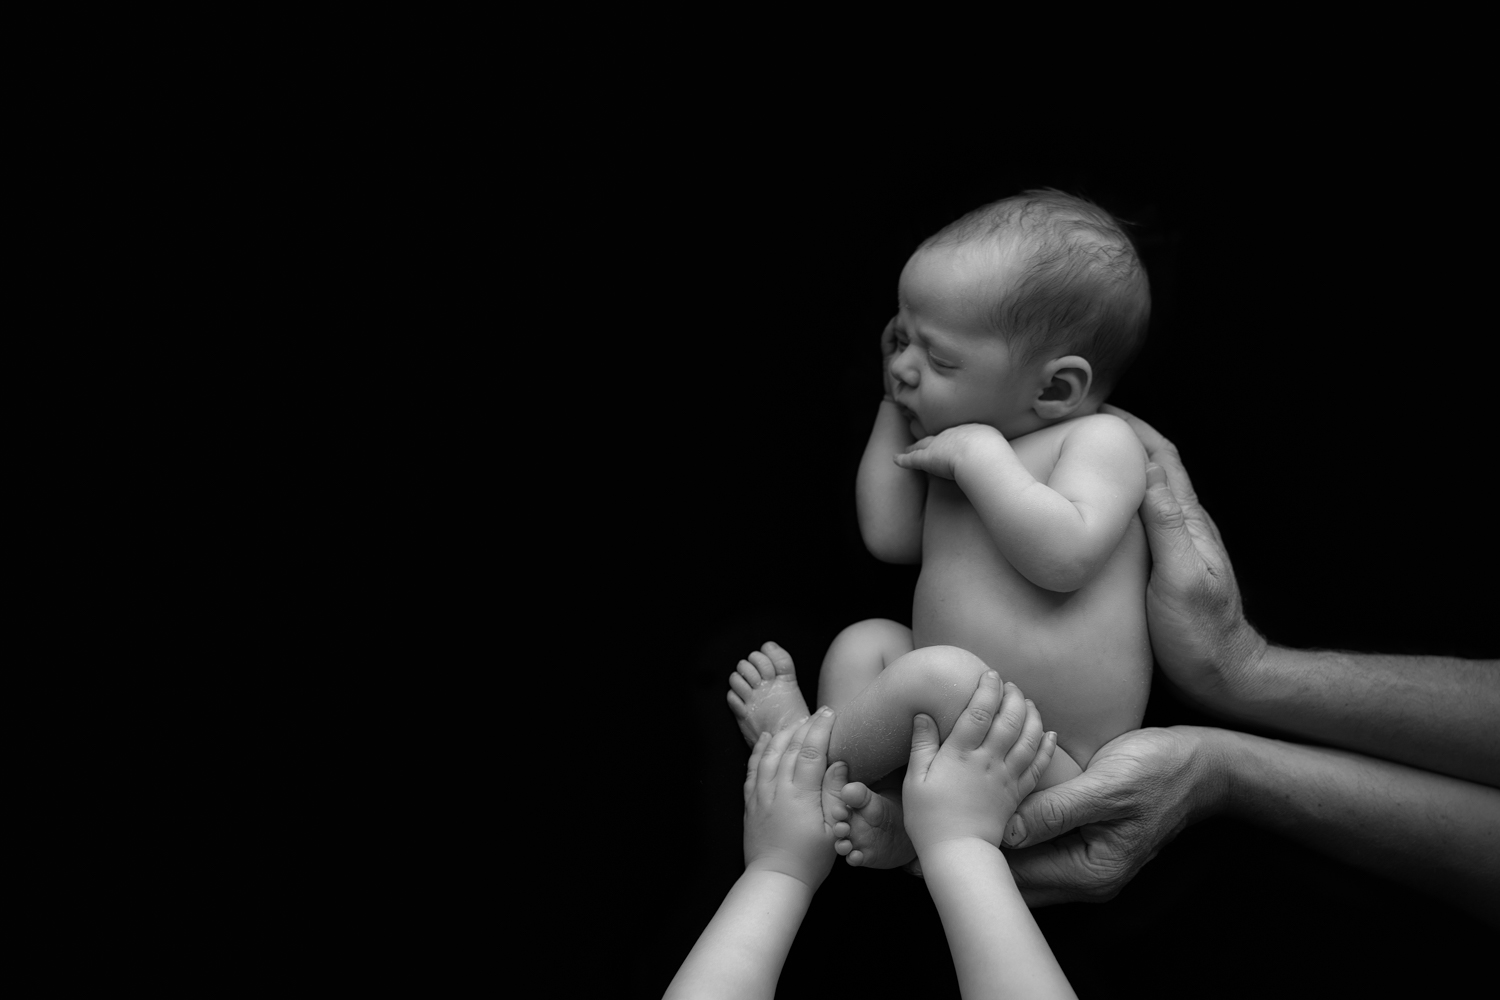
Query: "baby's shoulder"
1057 411 1143 454
1048 412 1147 492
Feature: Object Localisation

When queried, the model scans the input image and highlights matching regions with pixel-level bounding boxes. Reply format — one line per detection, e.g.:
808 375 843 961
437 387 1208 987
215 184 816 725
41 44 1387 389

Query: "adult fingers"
1002 768 1116 849
1140 462 1210 580
792 707 835 790
1008 835 1118 907
907 713 941 778
1102 405 1213 526
944 670 1004 758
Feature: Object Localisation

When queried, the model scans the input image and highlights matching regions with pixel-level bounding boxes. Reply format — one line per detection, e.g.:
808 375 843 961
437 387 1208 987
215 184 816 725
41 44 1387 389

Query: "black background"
613 119 1496 997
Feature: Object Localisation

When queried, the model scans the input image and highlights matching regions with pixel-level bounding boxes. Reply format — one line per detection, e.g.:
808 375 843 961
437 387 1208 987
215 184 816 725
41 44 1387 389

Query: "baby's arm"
664 711 839 1000
856 324 926 564
904 672 1076 999
896 414 1145 592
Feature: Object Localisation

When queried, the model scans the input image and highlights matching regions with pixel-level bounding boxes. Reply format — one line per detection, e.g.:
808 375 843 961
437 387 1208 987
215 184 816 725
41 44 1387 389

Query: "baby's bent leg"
816 619 914 712
826 645 1081 787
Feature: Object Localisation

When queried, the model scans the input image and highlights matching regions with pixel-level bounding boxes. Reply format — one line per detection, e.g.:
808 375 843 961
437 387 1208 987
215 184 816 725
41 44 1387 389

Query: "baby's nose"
891 353 919 386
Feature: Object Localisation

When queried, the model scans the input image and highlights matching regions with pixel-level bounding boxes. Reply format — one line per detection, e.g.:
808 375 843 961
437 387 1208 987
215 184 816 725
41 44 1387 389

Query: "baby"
728 189 1153 869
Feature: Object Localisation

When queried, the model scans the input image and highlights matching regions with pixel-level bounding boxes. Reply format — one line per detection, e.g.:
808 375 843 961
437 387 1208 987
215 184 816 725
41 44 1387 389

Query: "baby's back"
913 419 1151 771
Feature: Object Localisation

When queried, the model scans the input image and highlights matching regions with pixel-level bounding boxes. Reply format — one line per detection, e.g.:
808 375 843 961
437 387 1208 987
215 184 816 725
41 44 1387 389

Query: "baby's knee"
886 646 991 723
827 619 913 667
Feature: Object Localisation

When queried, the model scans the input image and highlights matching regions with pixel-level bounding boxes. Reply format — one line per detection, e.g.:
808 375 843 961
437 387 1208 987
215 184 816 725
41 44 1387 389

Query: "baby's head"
888 189 1149 439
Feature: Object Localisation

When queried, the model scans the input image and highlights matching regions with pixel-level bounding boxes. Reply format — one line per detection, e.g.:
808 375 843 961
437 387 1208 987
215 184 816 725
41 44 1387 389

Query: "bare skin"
728 640 1046 869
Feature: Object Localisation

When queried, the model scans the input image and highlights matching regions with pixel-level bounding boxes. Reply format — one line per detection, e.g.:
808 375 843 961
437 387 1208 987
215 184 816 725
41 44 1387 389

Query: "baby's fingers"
979 680 1027 759
775 716 815 785
1022 732 1059 798
792 707 834 790
945 670 1005 758
744 730 771 803
1004 697 1045 776
757 723 800 794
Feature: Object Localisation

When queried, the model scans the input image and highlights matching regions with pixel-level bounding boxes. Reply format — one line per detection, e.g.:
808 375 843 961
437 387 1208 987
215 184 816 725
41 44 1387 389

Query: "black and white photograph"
611 109 1497 998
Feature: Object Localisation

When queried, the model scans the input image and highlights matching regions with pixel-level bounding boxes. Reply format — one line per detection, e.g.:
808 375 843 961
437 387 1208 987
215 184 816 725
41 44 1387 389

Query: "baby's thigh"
817 619 914 710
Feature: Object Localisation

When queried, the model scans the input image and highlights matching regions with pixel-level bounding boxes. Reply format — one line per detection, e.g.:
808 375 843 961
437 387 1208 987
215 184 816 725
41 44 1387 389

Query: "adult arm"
1003 726 1500 925
895 414 1146 592
1102 404 1500 787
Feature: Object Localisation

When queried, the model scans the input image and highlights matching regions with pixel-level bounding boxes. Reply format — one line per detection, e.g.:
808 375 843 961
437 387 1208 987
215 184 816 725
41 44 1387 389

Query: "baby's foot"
726 641 811 746
829 778 916 870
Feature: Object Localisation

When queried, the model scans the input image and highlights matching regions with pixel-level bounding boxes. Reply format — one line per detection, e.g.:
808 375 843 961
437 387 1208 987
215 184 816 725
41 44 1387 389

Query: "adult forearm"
1213 646 1500 787
856 400 924 563
1211 727 1500 922
663 870 813 1000
922 840 1076 999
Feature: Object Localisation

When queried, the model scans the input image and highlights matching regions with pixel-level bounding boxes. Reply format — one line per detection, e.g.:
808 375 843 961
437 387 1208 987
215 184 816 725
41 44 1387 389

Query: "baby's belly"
912 525 1152 767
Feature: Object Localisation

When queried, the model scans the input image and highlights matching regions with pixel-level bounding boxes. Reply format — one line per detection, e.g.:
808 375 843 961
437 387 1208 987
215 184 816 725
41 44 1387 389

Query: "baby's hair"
921 189 1150 397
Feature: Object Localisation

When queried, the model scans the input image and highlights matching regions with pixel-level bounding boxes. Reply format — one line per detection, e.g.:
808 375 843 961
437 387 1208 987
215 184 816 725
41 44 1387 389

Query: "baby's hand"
742 709 841 890
902 671 1057 854
894 423 1003 480
880 320 902 400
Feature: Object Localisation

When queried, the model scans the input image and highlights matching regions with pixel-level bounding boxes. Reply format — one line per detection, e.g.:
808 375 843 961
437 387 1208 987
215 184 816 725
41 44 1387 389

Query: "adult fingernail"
1005 817 1026 845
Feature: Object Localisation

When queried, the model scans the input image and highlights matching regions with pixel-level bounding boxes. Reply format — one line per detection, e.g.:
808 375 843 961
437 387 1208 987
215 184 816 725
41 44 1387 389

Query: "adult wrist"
1171 725 1233 822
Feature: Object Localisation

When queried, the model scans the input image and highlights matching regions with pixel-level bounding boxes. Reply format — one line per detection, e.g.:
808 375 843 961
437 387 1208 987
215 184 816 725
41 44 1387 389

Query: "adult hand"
1002 726 1221 906
742 709 842 891
1100 405 1267 704
894 424 1003 481
903 670 1058 854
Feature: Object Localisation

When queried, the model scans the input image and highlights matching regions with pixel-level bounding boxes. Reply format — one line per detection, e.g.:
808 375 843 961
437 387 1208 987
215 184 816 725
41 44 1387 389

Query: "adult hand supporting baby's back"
1099 405 1267 709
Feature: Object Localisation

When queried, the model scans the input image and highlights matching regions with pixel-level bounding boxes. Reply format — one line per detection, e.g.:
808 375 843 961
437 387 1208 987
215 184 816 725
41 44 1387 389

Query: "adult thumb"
908 713 940 777
1004 777 1096 849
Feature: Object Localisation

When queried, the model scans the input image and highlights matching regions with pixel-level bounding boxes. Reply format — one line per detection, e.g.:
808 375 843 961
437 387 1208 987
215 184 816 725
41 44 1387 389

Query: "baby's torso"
913 421 1151 767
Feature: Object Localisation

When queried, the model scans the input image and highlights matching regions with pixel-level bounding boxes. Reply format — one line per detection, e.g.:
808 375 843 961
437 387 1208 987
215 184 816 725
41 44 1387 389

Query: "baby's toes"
736 658 765 686
839 782 874 811
761 642 796 676
728 672 755 702
749 651 779 679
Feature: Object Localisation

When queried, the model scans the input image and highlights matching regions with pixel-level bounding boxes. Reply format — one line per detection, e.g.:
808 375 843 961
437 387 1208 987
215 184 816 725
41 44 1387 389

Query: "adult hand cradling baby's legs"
1003 726 1216 906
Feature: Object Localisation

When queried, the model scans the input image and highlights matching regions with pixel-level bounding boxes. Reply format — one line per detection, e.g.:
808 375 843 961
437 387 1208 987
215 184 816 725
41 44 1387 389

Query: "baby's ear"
1032 356 1093 420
